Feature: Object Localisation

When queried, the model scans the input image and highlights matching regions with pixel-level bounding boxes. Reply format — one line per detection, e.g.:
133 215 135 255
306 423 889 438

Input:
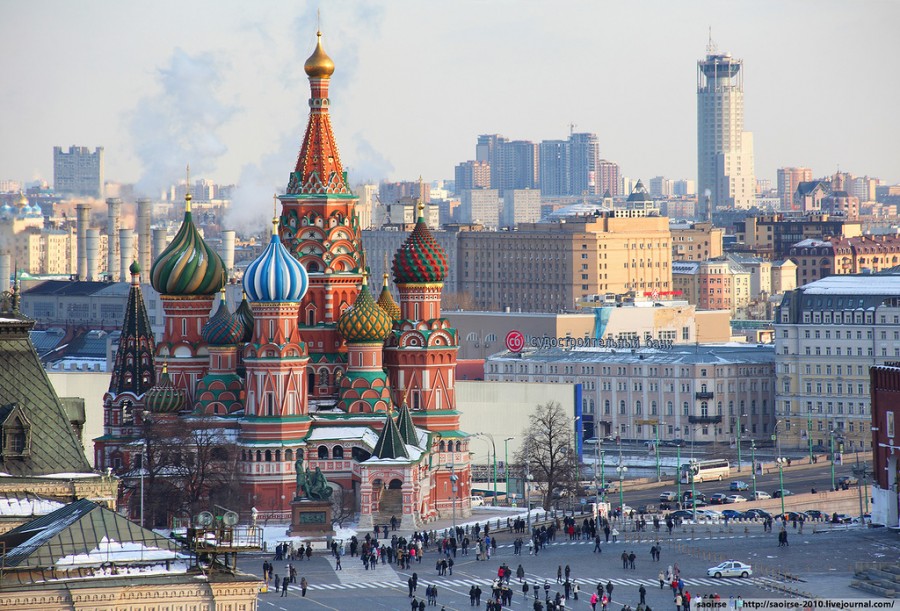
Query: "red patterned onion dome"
392 205 448 284
145 365 186 413
201 292 243 346
337 277 392 343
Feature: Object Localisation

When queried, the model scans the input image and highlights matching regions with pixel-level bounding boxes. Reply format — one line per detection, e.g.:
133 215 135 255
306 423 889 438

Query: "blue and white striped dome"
243 219 308 303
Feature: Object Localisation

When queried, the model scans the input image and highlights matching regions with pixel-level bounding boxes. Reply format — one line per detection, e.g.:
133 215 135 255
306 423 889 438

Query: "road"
593 460 865 512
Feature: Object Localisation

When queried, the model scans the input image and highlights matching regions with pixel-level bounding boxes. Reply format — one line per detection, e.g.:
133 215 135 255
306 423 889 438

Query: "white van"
470 495 485 507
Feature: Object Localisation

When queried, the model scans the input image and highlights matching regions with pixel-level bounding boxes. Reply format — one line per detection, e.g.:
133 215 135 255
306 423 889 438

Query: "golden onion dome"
304 31 335 78
376 273 401 320
337 277 392 344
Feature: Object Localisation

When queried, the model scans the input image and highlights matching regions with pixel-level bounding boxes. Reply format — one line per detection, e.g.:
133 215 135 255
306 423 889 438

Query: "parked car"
708 561 753 578
804 509 826 520
721 509 744 519
659 491 678 502
831 513 853 524
772 489 793 498
710 493 729 505
699 509 724 519
662 439 686 447
838 475 859 486
470 495 485 507
729 481 750 491
751 491 771 500
725 494 748 503
667 510 696 521
743 508 772 520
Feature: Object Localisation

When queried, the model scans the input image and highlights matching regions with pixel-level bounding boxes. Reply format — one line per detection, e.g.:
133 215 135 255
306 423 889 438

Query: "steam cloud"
130 48 237 198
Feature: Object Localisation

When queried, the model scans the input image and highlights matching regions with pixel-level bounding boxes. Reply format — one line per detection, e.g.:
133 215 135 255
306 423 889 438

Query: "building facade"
457 214 673 312
697 45 755 209
774 273 900 452
671 221 724 262
486 344 775 446
732 213 862 260
777 167 813 211
869 364 900 528
53 146 104 198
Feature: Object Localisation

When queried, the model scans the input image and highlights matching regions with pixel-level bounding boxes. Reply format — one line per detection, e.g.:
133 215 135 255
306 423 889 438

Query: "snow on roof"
307 426 380 448
35 472 102 479
0 497 64 517
364 443 424 464
55 536 186 567
800 273 900 295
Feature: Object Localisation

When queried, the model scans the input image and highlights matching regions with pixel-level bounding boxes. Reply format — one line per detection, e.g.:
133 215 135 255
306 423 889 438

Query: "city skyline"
2 1 898 210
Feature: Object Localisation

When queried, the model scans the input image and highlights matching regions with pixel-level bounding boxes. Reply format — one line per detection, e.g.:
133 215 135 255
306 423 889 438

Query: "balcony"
695 391 714 400
688 415 722 424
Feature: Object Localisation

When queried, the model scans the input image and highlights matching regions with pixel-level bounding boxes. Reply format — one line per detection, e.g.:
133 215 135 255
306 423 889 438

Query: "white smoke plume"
129 48 237 198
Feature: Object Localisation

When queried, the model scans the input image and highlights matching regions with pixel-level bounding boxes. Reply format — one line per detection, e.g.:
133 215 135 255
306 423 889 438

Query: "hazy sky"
2 1 899 213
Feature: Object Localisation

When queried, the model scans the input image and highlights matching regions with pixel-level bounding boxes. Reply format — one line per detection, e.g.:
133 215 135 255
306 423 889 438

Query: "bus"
679 459 730 484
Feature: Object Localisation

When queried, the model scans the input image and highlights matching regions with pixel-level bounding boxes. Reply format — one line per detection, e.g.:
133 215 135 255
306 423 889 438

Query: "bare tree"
441 290 477 311
514 401 579 510
331 485 357 528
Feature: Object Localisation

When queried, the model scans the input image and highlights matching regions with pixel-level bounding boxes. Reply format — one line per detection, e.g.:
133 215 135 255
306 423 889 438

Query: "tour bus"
679 458 730 483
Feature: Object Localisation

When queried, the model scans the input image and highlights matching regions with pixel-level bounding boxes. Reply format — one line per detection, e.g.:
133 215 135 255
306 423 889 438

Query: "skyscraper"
697 38 755 209
539 140 570 197
569 132 601 196
53 146 104 198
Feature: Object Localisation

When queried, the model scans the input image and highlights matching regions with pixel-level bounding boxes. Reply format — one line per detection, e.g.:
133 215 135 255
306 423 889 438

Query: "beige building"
671 221 724 261
450 300 732 359
501 188 541 228
673 257 751 313
486 344 776 445
733 213 862 260
457 214 672 312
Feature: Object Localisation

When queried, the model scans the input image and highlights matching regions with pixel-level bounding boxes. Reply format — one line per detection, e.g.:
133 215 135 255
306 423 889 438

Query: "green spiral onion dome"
150 194 227 296
392 206 448 284
201 293 243 346
376 273 401 320
337 278 392 343
145 366 186 413
129 260 141 277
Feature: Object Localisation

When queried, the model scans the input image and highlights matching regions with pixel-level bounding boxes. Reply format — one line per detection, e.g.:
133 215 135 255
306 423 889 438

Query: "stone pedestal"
288 499 334 537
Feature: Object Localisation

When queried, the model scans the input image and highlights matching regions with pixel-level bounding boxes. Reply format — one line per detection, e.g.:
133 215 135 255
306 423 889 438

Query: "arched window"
332 446 344 459
275 449 281 462
667 401 673 415
634 401 642 415
700 401 709 417
619 400 626 415
318 368 329 387
318 445 329 459
255 450 262 462
651 401 657 416
604 400 610 415
265 450 272 462
455 441 461 452
285 449 294 462
438 440 446 452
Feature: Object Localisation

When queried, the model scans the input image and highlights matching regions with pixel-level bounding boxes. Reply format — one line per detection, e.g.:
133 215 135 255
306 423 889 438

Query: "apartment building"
486 344 775 445
457 213 672 312
774 273 900 452
671 221 724 261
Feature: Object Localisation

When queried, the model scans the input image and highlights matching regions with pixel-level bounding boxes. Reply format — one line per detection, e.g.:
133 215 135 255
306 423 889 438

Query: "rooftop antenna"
707 26 718 54
569 122 577 136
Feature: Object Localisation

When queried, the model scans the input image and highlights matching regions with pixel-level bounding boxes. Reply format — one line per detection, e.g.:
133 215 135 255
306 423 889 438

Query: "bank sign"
505 330 674 352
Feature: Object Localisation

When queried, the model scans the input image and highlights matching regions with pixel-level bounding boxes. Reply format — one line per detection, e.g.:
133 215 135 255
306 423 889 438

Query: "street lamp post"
830 429 836 491
690 426 697 521
676 443 682 506
616 463 627 518
807 408 814 464
476 433 498 506
504 437 514 506
600 446 606 501
736 413 747 472
750 439 757 499
655 421 660 482
776 457 787 516
524 464 533 531
448 464 458 533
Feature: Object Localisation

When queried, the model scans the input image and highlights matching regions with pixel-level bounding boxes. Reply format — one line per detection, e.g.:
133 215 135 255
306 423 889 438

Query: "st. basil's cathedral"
93 31 473 530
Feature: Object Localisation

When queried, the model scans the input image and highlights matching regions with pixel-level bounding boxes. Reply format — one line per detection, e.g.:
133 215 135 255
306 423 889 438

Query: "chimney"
152 228 168 262
136 198 153 275
221 230 235 280
0 253 10 294
106 198 122 282
86 229 100 281
119 228 135 281
76 203 90 280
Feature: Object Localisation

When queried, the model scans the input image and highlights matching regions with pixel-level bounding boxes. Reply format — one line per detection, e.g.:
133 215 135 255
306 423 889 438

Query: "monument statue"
294 451 332 501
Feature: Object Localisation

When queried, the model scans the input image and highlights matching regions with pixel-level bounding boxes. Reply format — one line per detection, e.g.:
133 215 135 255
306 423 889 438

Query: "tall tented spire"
107 262 156 396
287 30 350 196
395 402 419 447
372 412 409 460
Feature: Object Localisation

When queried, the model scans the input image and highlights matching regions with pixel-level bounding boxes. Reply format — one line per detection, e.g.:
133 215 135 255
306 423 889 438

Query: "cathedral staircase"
851 562 900 598
374 488 403 527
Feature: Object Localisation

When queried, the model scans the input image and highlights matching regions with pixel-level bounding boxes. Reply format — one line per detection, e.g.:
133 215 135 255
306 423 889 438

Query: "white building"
774 273 900 452
486 343 775 447
501 189 541 228
459 188 500 228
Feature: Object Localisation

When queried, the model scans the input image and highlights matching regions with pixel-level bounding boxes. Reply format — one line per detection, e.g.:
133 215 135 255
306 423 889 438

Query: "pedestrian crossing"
497 533 765 549
303 575 760 592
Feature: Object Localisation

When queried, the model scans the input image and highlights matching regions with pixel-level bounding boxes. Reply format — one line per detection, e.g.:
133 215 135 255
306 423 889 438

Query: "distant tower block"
86 228 100 281
76 203 90 280
119 228 135 281
0 253 10 294
221 230 235 280
136 198 153 275
107 198 122 282
152 228 168 263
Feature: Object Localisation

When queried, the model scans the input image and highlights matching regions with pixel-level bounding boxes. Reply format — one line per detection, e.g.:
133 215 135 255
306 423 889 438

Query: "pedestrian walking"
281 576 289 597
591 592 599 610
639 584 647 604
658 571 665 589
336 555 342 570
300 576 308 597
